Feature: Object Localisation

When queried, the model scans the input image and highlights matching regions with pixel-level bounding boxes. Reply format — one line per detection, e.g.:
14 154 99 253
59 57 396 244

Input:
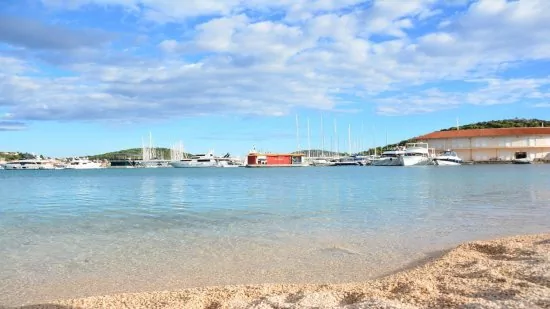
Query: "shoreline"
8 233 549 309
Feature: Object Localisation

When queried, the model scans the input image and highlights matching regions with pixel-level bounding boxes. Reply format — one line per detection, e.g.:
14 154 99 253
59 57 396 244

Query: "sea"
1 165 549 306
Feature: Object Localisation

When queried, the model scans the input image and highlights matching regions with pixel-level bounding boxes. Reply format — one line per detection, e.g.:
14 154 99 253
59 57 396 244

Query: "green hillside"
441 118 550 131
0 152 44 161
88 148 193 160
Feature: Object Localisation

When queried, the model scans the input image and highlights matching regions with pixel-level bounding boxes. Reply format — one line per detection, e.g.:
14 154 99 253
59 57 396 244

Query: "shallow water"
0 165 549 305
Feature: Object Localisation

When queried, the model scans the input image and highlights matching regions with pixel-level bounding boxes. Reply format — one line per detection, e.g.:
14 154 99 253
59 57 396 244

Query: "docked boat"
3 159 56 170
217 158 243 168
433 150 463 166
512 158 532 164
64 158 104 169
169 151 220 168
332 156 362 166
310 158 335 166
245 147 308 167
398 143 434 166
371 149 406 166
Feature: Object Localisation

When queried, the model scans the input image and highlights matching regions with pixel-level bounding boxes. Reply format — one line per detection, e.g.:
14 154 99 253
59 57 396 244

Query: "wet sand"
8 233 549 309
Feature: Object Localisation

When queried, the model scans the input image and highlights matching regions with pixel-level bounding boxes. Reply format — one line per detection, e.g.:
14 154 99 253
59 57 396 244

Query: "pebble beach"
12 233 549 309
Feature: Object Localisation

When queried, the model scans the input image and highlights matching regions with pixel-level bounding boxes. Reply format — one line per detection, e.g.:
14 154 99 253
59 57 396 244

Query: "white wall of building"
422 135 550 161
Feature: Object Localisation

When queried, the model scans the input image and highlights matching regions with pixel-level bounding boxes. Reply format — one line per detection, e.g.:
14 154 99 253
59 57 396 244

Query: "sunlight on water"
0 165 549 305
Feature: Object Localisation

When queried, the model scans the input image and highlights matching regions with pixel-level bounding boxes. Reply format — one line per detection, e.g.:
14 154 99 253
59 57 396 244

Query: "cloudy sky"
1 0 549 157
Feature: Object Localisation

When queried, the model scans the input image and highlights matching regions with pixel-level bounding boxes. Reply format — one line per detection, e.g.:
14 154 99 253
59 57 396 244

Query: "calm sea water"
1 165 549 305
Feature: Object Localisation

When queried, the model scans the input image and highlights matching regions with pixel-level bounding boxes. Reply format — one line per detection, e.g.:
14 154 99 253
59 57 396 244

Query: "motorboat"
3 159 56 170
64 158 104 169
371 149 406 166
310 158 335 166
433 150 463 166
398 143 434 166
217 158 243 168
169 151 220 168
512 158 532 164
332 156 362 166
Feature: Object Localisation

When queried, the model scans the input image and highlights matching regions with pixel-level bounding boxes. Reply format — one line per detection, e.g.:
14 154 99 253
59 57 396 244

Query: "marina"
3 122 550 170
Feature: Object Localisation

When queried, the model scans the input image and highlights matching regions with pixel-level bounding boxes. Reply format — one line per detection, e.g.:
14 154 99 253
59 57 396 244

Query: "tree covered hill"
441 118 550 131
88 148 194 160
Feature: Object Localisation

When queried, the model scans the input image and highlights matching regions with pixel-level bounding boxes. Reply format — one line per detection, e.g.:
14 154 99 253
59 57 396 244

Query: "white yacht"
310 158 335 166
217 158 244 168
433 150 463 166
371 149 406 166
169 151 220 168
64 158 104 169
3 159 56 170
398 143 434 166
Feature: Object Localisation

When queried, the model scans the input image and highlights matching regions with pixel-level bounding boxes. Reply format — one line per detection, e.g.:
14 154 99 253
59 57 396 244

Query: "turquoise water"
1 165 549 305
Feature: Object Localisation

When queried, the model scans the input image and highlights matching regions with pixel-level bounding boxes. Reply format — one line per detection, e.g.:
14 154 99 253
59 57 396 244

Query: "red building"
246 148 306 167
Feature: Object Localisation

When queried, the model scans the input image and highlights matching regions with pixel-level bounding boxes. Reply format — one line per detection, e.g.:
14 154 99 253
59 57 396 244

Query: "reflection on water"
0 165 549 305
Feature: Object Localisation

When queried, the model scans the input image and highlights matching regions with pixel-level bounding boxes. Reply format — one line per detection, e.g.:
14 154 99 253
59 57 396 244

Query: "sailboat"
138 132 170 168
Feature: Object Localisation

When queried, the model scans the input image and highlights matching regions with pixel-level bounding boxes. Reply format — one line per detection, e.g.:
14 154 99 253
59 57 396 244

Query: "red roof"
417 127 550 139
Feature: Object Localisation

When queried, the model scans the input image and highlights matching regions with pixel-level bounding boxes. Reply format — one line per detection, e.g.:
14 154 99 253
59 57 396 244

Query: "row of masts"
141 132 159 161
142 132 187 161
295 115 385 157
294 116 464 157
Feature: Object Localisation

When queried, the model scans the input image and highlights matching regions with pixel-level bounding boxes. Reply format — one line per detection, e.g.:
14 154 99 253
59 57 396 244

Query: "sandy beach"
7 233 549 309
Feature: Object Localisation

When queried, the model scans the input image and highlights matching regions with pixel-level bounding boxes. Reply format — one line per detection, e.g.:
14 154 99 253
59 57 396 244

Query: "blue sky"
1 0 549 157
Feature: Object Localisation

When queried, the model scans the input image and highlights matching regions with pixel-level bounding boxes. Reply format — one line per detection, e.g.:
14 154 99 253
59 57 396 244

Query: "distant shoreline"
16 233 549 309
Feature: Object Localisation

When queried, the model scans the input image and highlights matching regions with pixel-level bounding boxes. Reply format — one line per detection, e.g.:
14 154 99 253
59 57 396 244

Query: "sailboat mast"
149 131 153 160
373 125 376 156
307 117 311 158
321 115 324 158
142 136 145 161
295 114 300 152
361 122 364 155
348 124 351 155
334 119 338 157
385 128 388 150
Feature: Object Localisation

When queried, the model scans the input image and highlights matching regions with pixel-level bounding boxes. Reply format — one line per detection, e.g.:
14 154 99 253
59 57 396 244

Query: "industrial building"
416 127 550 162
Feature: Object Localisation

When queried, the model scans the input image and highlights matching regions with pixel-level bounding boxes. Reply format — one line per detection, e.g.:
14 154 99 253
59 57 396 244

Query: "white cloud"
158 40 178 53
376 78 550 115
1 0 549 123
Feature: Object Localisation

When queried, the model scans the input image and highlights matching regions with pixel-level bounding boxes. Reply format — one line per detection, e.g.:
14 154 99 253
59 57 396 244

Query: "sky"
1 0 549 157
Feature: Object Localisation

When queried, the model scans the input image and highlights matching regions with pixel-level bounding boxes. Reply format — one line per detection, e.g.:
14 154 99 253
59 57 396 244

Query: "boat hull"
371 158 401 166
398 156 432 166
64 164 103 169
433 159 462 166
512 159 532 164
3 163 55 170
169 161 219 168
